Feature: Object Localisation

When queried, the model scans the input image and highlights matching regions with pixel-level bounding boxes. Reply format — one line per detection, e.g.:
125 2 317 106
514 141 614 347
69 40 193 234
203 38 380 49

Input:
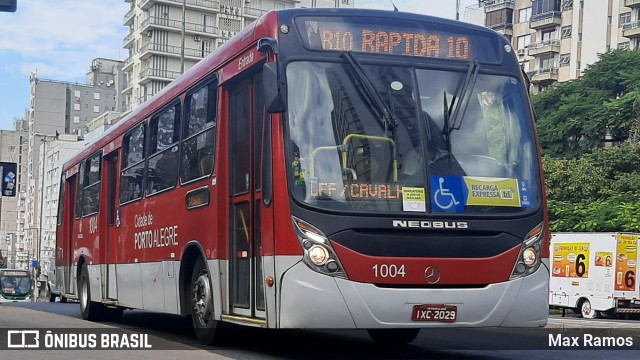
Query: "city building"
37 135 85 275
16 58 123 273
464 0 640 92
0 127 29 269
121 0 353 114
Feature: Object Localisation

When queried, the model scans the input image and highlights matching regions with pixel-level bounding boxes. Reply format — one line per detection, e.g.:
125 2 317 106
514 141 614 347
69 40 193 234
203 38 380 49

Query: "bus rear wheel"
191 257 222 345
367 328 420 345
79 263 104 321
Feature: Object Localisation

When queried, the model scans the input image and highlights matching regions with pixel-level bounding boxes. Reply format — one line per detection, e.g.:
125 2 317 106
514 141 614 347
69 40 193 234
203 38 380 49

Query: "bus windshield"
0 271 31 296
285 61 540 214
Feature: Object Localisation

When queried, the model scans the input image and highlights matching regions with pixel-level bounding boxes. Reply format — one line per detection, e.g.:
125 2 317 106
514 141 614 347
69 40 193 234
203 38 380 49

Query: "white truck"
549 232 640 318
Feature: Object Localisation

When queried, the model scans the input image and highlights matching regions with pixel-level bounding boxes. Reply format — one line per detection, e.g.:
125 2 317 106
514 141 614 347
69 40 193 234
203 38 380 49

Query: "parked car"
47 269 66 302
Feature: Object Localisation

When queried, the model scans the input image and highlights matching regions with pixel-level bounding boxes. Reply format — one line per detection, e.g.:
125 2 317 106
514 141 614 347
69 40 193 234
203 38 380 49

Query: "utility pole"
456 0 461 20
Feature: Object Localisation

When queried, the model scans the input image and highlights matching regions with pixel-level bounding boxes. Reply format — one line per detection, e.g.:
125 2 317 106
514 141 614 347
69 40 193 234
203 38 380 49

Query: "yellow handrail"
341 134 397 183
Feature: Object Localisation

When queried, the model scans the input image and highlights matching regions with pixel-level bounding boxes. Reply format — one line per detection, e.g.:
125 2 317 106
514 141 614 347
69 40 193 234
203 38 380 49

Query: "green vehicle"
0 269 33 303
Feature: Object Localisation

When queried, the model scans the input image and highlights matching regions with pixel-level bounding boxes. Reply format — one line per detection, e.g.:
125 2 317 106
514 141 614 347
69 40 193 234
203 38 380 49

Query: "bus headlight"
523 248 537 266
308 245 329 266
510 222 544 280
292 216 347 278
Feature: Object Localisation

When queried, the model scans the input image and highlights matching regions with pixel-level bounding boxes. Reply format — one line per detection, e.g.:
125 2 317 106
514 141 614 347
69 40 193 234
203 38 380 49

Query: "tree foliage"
534 50 640 159
535 50 640 232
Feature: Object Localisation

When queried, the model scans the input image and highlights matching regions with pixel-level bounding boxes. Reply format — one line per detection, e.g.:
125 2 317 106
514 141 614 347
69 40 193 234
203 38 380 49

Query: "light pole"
456 0 461 21
33 133 56 300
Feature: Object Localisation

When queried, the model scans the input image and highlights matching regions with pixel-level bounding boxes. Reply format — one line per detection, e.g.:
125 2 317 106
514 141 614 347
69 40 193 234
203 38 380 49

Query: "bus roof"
62 8 504 172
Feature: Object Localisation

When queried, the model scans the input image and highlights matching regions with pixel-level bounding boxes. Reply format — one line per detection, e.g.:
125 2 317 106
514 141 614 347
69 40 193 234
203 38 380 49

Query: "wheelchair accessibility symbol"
431 176 464 212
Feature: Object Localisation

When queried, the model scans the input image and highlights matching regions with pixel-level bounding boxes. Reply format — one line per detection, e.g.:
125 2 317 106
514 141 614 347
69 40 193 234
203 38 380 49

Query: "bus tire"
191 257 221 345
580 299 598 319
79 263 104 321
367 328 420 345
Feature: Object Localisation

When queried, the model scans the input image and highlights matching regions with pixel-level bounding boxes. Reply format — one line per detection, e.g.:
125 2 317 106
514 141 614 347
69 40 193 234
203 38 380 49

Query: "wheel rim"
192 271 212 327
81 275 88 310
582 300 591 316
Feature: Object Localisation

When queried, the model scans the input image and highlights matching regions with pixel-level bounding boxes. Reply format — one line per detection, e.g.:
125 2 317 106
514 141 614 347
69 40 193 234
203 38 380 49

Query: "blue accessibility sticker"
430 176 465 213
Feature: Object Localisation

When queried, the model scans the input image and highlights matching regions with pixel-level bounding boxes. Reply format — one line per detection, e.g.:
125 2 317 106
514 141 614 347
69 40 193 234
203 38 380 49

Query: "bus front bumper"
278 259 549 329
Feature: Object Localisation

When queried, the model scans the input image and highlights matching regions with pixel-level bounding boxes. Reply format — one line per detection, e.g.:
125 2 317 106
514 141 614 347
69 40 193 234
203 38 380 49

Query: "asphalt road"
2 301 640 359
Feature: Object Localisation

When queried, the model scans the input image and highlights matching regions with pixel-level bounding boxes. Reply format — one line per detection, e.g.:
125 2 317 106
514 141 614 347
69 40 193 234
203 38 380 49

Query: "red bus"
56 8 549 345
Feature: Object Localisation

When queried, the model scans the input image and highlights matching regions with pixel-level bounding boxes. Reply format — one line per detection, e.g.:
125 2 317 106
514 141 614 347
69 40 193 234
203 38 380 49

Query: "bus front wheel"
191 257 222 345
367 328 420 345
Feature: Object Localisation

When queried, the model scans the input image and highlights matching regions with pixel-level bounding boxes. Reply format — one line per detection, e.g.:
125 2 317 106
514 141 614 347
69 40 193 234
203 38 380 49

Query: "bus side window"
181 76 217 183
120 123 146 204
146 102 180 195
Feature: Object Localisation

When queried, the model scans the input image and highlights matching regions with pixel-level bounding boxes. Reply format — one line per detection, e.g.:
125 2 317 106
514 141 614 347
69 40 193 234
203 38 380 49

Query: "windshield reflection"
285 61 539 214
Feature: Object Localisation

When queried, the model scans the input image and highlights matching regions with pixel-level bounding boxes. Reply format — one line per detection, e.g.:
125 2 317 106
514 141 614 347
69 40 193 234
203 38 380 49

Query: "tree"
533 50 640 158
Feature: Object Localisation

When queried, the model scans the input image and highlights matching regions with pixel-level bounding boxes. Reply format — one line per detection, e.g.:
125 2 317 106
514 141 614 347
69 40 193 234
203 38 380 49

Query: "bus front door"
103 152 119 299
227 73 269 320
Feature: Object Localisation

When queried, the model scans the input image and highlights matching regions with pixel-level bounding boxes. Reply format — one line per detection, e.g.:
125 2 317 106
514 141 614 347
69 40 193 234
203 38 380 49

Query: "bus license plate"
412 304 457 322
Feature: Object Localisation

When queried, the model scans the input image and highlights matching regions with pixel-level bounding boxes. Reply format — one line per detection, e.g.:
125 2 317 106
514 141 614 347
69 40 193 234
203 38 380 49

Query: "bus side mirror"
263 62 286 113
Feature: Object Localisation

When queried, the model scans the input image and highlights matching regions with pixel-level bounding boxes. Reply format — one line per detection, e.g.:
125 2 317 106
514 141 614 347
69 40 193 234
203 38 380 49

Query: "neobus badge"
392 220 468 229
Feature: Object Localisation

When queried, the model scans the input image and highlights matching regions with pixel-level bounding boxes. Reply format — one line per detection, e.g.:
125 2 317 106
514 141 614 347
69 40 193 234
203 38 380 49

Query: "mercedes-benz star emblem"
424 266 441 284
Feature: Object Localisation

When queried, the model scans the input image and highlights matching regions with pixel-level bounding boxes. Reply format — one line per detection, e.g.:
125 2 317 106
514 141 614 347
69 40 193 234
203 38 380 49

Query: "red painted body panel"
332 241 521 285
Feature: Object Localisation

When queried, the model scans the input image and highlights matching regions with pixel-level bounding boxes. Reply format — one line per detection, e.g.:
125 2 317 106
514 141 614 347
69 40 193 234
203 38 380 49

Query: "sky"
0 0 477 131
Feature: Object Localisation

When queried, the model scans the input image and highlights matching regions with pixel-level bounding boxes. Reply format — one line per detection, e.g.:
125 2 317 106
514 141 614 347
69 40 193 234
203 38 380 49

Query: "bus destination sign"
296 17 500 63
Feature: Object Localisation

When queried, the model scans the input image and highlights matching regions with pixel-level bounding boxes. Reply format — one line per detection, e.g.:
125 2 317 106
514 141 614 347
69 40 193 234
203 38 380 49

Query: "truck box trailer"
549 233 640 318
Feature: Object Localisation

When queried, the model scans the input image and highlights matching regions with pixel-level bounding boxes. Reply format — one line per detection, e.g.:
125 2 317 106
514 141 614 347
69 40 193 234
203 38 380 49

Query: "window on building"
531 0 560 18
618 41 630 50
341 0 350 4
202 40 212 58
73 116 80 124
519 7 531 23
559 53 570 67
93 105 99 113
74 90 81 98
74 103 80 111
541 29 557 42
560 25 572 39
620 13 631 27
517 34 531 50
485 9 514 28
540 53 557 69
274 2 285 10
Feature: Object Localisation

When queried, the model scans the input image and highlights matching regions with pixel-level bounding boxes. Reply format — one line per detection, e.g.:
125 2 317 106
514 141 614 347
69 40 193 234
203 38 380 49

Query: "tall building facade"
121 0 353 113
465 0 640 92
0 128 28 269
38 135 85 276
16 58 123 272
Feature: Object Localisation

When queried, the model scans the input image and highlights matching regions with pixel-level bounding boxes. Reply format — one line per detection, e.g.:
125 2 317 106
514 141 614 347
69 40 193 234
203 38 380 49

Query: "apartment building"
465 0 640 92
0 128 28 269
37 135 85 275
121 0 353 113
14 58 122 272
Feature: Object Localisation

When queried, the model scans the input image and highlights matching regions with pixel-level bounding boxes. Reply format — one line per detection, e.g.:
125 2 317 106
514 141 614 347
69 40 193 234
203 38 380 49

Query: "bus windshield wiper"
442 60 480 155
341 51 397 136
